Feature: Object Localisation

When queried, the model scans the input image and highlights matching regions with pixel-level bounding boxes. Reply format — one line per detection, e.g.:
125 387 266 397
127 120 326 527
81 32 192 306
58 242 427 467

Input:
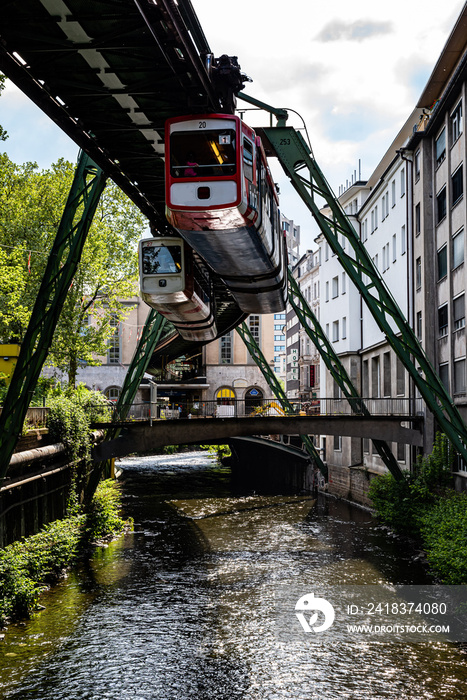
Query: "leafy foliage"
0 480 126 624
83 480 126 542
0 153 147 385
418 492 467 584
369 434 467 583
46 386 111 462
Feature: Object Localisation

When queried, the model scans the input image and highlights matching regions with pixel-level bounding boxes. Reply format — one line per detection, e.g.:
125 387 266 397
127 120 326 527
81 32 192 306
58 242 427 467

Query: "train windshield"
170 129 236 177
142 244 182 275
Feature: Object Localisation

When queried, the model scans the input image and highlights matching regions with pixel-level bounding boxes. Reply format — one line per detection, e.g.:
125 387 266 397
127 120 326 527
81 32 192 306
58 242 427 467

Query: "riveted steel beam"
288 271 405 481
236 322 327 476
262 125 467 466
0 152 107 482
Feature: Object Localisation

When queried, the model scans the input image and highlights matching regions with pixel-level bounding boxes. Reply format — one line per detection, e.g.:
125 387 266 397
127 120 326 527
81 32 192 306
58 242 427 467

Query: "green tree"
0 153 147 386
0 75 7 142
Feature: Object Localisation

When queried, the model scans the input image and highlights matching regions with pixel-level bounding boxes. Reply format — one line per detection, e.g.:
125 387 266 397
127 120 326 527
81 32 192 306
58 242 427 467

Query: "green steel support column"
288 271 405 481
0 152 107 482
263 125 467 463
235 322 327 476
86 310 168 498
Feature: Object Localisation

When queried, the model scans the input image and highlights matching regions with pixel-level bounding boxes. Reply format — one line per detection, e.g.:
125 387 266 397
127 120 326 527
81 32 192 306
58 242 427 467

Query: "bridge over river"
92 414 424 462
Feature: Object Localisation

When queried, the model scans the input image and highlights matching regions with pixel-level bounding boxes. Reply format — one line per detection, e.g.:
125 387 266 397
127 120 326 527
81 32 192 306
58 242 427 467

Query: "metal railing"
0 396 424 427
104 397 424 422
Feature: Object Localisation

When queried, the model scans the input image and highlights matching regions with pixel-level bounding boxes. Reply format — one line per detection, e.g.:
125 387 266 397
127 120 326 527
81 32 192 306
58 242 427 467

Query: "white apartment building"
317 4 467 496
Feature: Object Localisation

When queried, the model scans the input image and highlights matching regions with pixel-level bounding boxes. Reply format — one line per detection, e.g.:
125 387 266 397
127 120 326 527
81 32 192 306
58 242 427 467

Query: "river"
0 451 466 699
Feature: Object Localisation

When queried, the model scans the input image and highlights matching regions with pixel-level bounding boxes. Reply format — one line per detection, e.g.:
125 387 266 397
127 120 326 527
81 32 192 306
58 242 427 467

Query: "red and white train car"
165 113 287 314
139 236 217 342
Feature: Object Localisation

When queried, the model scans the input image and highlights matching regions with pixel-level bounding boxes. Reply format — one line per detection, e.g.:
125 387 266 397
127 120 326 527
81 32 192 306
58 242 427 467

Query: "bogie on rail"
165 114 287 314
139 237 217 342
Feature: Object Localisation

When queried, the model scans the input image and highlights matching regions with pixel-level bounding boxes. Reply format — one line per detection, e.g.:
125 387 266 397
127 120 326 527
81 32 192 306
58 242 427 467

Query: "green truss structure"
261 123 467 463
86 310 168 498
235 321 327 476
288 271 405 481
0 152 107 482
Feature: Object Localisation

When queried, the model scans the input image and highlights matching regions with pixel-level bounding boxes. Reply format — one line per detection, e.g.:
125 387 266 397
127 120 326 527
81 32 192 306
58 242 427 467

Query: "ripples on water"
1 451 467 699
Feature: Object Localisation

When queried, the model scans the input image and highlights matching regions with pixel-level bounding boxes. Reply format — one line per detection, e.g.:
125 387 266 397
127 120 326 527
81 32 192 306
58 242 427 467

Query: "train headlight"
197 186 211 200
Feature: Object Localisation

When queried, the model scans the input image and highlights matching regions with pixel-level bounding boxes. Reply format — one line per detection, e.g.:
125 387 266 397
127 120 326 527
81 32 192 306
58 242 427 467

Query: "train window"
142 245 182 275
243 138 253 181
170 129 236 177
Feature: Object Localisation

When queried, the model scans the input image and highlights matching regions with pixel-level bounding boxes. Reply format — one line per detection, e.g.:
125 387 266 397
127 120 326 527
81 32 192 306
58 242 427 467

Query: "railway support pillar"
85 310 168 500
235 322 327 477
0 152 107 482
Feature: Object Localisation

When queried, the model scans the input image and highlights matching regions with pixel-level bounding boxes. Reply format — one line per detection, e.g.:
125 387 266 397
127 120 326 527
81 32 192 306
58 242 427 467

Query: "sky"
1 0 465 249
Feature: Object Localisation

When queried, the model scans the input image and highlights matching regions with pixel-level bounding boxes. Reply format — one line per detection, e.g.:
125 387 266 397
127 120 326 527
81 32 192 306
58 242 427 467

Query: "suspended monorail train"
164 113 287 314
139 236 217 342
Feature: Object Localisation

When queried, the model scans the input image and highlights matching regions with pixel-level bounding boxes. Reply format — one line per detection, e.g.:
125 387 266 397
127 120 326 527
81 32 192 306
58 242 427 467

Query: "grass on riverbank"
0 480 128 625
369 434 467 584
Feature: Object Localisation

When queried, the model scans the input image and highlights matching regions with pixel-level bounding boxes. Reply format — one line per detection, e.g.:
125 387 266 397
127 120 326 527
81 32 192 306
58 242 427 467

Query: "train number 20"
199 121 207 128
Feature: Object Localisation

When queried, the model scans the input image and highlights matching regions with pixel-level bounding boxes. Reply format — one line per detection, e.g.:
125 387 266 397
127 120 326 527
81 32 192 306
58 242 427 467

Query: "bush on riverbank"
369 434 467 583
0 480 126 625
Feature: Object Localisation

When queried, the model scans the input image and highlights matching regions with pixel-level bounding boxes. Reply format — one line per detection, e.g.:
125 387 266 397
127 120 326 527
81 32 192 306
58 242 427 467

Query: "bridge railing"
104 397 424 421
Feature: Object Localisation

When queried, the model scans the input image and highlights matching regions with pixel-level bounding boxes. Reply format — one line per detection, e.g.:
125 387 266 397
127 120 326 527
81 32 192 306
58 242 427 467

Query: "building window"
362 360 369 396
416 310 422 340
362 218 368 242
391 179 396 207
274 345 285 352
401 225 406 255
436 127 446 166
332 320 339 342
397 442 405 462
453 294 465 331
274 334 285 341
392 234 397 263
437 245 448 280
452 164 463 205
383 352 391 397
451 101 463 143
342 272 346 294
396 357 405 396
453 228 464 269
248 314 260 343
415 203 421 235
108 314 120 364
325 281 329 302
371 356 380 397
325 243 329 261
400 168 405 197
216 387 235 405
342 317 347 339
415 257 422 290
438 304 448 337
454 358 466 394
105 386 121 402
332 276 339 298
415 150 421 180
437 187 447 223
333 434 342 451
220 332 233 363
439 363 449 391
274 313 286 320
